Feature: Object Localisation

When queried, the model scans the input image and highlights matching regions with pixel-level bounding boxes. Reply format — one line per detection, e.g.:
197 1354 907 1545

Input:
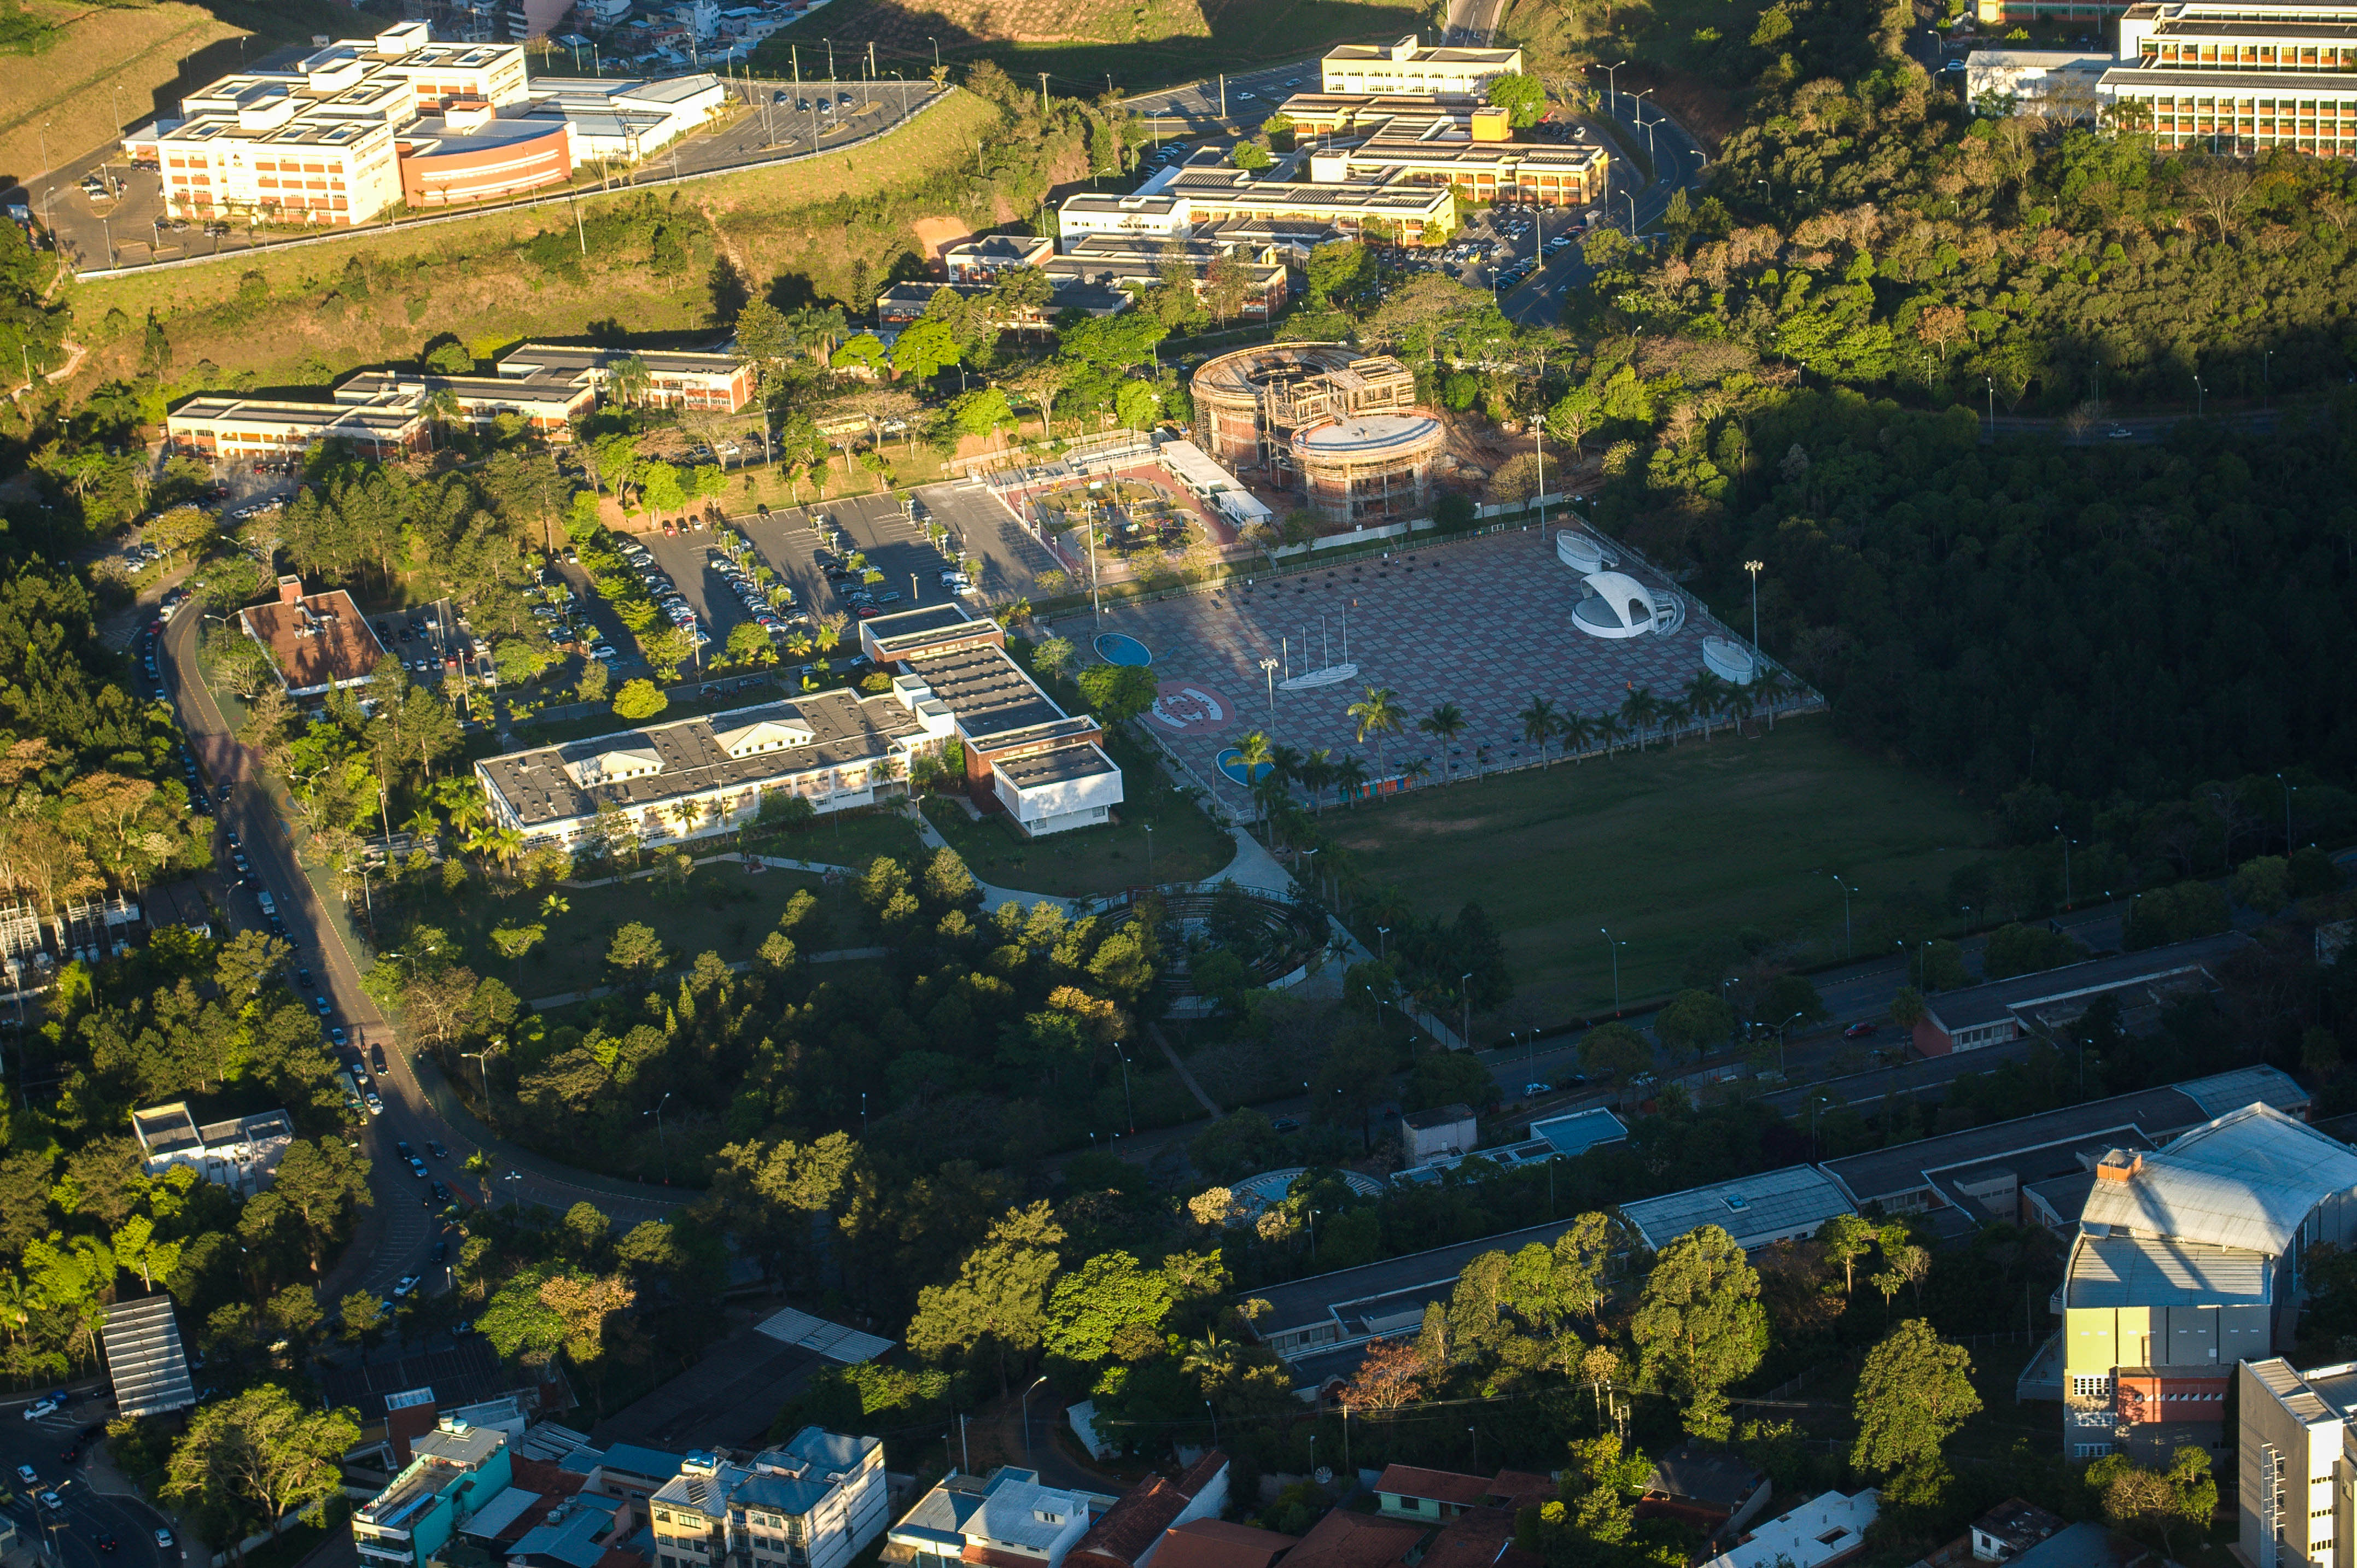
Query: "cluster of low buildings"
122 22 727 226
475 602 1124 842
163 340 753 465
1963 0 2357 158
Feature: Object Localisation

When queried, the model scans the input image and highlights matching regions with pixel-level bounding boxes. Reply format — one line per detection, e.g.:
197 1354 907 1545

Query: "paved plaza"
1077 526 1754 805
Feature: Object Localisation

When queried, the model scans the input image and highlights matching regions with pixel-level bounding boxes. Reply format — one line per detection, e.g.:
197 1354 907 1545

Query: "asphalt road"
1123 60 1322 133
156 599 685 1313
1501 92 1710 325
0 1391 174 1568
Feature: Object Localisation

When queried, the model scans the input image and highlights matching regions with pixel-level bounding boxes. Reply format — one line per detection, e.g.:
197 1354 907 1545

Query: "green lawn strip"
914 739 1235 900
1320 718 1991 1021
460 864 837 999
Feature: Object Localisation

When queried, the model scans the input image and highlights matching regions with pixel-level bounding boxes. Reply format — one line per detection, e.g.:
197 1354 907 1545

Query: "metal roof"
461 1487 545 1538
752 1307 892 1364
102 1296 195 1418
1530 1108 1629 1157
2080 1102 2357 1253
1619 1164 1857 1253
2065 1232 2272 1308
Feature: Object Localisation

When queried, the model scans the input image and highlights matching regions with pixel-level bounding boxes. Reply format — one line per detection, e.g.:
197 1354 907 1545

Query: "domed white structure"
1573 570 1682 639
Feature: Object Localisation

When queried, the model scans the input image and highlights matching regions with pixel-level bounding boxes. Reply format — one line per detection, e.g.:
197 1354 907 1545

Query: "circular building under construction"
1291 411 1446 524
1190 343 1444 524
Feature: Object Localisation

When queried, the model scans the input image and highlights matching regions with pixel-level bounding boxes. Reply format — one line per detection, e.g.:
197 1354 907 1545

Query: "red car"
1842 1022 1877 1039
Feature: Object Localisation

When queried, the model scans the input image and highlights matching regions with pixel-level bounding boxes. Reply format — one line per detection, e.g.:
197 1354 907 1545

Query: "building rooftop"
1918 933 2250 1034
1703 1491 1878 1568
1401 1104 1474 1132
2004 1523 2155 1568
1069 1452 1227 1568
903 640 1069 741
1374 1465 1492 1506
1530 1108 1629 1157
1280 1510 1427 1568
242 585 387 695
102 1296 195 1419
1643 1446 1767 1512
476 689 923 829
1618 1164 1857 1253
1817 1064 2305 1209
171 394 424 436
1248 1213 1597 1341
995 743 1120 792
2067 1232 2272 1309
1151 1518 1299 1568
2079 1102 2357 1254
1974 1499 2069 1560
1291 414 1444 457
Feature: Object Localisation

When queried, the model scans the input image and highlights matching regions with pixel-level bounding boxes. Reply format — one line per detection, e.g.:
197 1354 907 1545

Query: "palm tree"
1620 687 1660 752
402 805 440 845
541 893 570 921
440 780 488 838
1347 686 1403 779
1269 742 1306 790
1593 711 1627 758
1235 730 1275 823
1659 697 1692 746
1520 696 1559 769
1559 711 1596 762
1403 756 1433 788
1300 748 1335 814
1332 754 1369 808
1418 702 1467 782
1683 670 1727 741
1753 668 1791 729
1724 682 1758 734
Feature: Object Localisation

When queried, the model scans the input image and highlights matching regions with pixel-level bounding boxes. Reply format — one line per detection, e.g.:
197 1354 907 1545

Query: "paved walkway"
903 803 1089 914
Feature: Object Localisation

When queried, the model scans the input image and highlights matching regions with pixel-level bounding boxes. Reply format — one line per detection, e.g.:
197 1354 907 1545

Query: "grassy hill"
754 0 1436 95
64 90 1051 397
0 0 362 187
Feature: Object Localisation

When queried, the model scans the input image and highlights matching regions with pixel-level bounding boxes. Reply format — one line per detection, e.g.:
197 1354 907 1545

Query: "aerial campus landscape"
7 2 2357 1568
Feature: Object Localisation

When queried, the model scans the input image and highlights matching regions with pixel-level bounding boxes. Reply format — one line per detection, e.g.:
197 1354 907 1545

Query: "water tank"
1555 529 1611 574
1701 637 1757 685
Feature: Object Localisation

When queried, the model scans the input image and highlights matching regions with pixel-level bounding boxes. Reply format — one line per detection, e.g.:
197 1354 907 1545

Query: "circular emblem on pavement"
1149 681 1230 732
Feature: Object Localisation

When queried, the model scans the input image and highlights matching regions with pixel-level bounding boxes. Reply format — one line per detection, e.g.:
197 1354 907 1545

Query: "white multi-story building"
1320 36 1522 97
2097 0 2357 155
650 1431 888 1568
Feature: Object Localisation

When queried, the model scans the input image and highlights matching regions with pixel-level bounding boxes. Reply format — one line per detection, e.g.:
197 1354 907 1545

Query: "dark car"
95 1535 118 1554
430 1180 451 1204
431 1237 450 1263
59 1444 79 1465
395 1140 414 1160
1270 1117 1302 1133
427 1140 447 1159
371 1043 388 1073
314 995 332 1017
295 965 313 988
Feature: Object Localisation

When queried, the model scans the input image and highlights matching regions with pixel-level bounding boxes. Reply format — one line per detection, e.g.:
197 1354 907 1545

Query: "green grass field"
1321 718 1993 1022
462 812 924 999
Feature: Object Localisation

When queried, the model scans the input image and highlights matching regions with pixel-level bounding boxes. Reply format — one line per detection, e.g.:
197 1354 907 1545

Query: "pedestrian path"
903 803 1088 914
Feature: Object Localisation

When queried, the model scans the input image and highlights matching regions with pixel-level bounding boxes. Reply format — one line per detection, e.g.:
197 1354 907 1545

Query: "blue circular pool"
1216 748 1274 786
1094 632 1152 666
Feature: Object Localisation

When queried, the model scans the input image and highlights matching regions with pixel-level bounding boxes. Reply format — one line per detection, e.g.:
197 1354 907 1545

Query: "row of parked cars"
615 537 709 646
707 545 808 638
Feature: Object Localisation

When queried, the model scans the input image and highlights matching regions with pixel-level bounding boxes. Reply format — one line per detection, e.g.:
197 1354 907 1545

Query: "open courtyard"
1084 524 1758 801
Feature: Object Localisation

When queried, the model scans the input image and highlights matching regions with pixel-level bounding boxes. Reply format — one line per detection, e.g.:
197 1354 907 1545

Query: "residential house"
1065 1454 1230 1568
1970 1499 2068 1562
1370 1467 1552 1524
1400 1105 1477 1166
883 1467 1117 1568
1636 1445 1770 1541
1149 1520 1298 1568
1699 1491 1878 1568
130 1102 293 1196
1275 1511 1425 1568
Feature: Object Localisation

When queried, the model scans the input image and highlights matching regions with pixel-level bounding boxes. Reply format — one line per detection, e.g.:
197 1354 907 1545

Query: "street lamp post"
2279 772 2296 849
1461 971 1475 1048
1602 58 1627 117
2055 827 2074 908
1742 559 1764 651
1598 927 1623 1012
1021 1374 1048 1456
1112 1040 1135 1130
644 1091 673 1181
1260 656 1279 730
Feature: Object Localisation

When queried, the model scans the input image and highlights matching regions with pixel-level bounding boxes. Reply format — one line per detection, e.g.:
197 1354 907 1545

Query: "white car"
364 1091 384 1115
393 1274 421 1298
156 1529 176 1552
15 1464 36 1484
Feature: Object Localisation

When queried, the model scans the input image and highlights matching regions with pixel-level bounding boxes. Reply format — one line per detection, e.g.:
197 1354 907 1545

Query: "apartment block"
355 1417 515 1568
648 1431 888 1568
1281 96 1609 207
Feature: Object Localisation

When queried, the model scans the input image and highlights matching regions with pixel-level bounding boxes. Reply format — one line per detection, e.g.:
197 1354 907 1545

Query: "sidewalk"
903 803 1088 915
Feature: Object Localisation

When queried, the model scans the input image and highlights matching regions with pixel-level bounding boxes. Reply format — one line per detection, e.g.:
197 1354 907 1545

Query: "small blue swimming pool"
1216 748 1274 786
1094 632 1152 666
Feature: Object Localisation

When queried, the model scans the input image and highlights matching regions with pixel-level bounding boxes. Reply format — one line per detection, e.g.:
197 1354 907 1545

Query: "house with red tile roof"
1371 1467 1555 1525
1065 1453 1231 1568
1150 1519 1298 1568
1278 1511 1426 1568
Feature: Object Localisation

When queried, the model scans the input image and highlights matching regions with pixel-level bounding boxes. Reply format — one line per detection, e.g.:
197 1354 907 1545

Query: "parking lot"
1124 58 1318 133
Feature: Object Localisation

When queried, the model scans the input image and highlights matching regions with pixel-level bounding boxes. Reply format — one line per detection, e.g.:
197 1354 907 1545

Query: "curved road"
1503 92 1710 325
0 1390 173 1568
156 604 685 1309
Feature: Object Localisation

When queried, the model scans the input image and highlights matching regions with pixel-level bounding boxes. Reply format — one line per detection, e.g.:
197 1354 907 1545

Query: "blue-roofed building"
354 1417 516 1568
510 1495 625 1568
650 1429 887 1568
1530 1108 1628 1159
561 1442 687 1504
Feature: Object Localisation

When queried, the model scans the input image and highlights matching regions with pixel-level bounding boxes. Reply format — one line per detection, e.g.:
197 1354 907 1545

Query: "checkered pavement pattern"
1097 528 1743 788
